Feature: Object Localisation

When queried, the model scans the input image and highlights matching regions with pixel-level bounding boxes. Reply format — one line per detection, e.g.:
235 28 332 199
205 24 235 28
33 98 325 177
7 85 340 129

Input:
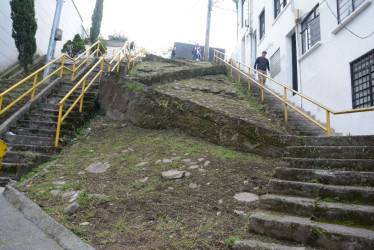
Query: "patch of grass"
113 218 128 232
131 182 143 189
310 178 321 183
70 225 83 234
77 190 91 207
17 162 50 184
61 183 77 192
226 236 237 246
96 230 110 238
126 81 144 92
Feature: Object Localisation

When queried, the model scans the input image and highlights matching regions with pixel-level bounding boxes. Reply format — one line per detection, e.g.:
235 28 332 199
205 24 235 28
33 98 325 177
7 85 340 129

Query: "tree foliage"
108 32 128 42
10 0 37 72
90 0 104 43
61 34 85 58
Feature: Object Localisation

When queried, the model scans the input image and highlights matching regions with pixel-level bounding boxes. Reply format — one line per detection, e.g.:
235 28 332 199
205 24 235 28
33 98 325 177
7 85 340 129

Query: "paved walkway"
0 187 63 250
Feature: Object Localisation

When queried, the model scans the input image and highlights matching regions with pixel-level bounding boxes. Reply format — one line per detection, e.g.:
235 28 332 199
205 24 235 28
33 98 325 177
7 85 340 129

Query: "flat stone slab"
234 192 259 203
162 170 185 180
85 161 110 173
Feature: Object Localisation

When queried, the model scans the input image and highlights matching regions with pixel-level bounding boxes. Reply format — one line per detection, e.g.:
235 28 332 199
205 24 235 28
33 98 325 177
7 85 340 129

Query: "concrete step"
268 179 374 204
30 108 84 118
3 134 54 146
275 167 374 186
0 162 37 180
233 239 306 250
259 194 374 226
17 120 80 131
24 114 84 124
301 136 374 147
249 211 374 249
2 151 51 164
285 146 374 159
10 127 69 138
38 102 95 112
283 157 374 172
6 143 60 155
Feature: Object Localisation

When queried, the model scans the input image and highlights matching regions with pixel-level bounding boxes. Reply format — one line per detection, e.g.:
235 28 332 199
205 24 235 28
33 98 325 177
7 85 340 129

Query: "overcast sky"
73 0 238 55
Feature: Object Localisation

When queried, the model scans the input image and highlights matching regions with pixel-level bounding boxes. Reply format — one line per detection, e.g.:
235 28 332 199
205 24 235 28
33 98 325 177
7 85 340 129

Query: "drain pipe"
43 0 64 79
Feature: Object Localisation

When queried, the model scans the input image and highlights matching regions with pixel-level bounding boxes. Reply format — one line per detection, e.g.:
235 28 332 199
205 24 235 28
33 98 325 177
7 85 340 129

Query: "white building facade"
232 0 374 135
0 0 86 73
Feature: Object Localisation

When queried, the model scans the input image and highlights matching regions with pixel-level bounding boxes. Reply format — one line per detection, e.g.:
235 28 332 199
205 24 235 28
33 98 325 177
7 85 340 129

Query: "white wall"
0 0 84 73
233 0 374 135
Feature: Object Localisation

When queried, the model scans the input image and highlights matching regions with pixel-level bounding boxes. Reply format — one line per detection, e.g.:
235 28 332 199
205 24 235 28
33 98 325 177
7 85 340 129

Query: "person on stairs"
254 51 270 85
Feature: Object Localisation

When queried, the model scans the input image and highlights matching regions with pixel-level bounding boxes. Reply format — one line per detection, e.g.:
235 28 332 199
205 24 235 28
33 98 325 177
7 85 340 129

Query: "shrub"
61 34 86 58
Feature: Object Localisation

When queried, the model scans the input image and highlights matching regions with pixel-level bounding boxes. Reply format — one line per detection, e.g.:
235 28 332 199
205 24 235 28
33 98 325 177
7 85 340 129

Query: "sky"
73 0 238 55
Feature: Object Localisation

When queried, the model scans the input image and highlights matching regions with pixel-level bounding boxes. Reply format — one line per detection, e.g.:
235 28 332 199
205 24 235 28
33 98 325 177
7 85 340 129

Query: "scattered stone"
188 162 198 165
189 183 198 189
80 222 90 226
162 170 185 180
64 202 80 215
168 187 174 190
38 190 46 194
184 171 191 177
188 165 199 170
253 187 260 190
62 191 77 198
243 180 249 185
69 193 79 203
52 181 66 185
78 171 85 175
198 158 205 162
182 158 191 162
137 177 148 183
89 194 109 199
218 199 223 204
135 162 148 167
50 190 60 196
202 87 210 93
198 169 206 173
234 192 259 203
184 153 189 156
155 160 162 164
85 162 110 173
171 156 181 160
173 86 182 90
122 148 135 153
217 211 221 216
234 210 245 215
204 161 210 167
163 158 172 163
211 88 222 94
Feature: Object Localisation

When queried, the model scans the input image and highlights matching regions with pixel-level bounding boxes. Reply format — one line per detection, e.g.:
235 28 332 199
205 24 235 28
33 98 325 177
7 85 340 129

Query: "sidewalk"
0 187 63 250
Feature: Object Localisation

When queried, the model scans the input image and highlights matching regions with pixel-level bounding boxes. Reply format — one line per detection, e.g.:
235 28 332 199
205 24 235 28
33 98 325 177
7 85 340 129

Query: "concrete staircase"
236 135 374 249
0 68 101 181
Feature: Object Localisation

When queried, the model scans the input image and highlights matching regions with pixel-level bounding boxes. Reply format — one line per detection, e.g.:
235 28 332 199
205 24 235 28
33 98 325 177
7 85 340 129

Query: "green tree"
90 0 104 43
61 34 86 58
108 32 128 42
10 0 37 73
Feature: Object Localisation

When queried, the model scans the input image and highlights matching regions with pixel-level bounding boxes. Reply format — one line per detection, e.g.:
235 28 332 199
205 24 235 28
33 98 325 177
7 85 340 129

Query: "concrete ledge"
3 185 95 250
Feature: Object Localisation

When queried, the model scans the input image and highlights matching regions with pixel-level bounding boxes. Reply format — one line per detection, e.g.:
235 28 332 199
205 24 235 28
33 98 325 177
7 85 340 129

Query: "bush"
108 32 128 42
61 34 85 58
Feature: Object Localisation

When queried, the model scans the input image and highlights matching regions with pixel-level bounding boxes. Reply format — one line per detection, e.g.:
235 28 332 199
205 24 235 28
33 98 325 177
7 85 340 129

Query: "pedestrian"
171 47 177 59
254 51 270 84
130 41 135 52
195 44 202 60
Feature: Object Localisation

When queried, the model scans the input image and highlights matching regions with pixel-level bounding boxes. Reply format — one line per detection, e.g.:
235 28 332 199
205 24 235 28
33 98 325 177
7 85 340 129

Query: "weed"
310 178 321 183
226 236 237 246
70 225 83 234
126 81 144 92
113 218 128 232
97 230 110 238
77 190 91 207
132 182 143 189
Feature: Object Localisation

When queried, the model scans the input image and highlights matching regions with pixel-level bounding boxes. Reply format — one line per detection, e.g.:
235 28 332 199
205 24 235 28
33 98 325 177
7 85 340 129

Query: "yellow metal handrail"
213 50 374 136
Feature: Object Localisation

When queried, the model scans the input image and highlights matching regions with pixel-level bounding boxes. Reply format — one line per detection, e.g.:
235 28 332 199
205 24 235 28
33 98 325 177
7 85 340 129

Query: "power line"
324 0 374 39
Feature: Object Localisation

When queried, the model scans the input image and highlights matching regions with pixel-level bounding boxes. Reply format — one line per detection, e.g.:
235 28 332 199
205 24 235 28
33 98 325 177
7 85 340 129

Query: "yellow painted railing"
213 50 374 136
55 42 146 147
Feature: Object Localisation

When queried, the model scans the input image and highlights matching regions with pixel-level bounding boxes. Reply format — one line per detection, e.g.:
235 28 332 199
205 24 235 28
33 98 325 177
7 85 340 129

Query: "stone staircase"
236 135 374 249
0 67 101 181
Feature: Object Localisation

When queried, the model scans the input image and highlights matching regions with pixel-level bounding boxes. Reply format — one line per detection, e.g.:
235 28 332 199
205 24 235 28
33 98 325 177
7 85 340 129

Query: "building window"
259 10 265 40
301 5 320 54
337 0 365 23
274 0 289 19
351 49 374 109
270 49 281 78
241 0 249 28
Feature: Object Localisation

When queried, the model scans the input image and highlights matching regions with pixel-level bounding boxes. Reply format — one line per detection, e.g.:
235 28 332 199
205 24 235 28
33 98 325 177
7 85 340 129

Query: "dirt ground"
17 115 286 249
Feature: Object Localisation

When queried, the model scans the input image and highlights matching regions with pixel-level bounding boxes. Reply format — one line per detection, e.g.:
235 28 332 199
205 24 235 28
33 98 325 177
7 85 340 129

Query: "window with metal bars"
270 49 281 78
241 0 248 28
301 5 320 54
351 49 374 109
274 0 289 19
259 10 265 40
337 0 365 23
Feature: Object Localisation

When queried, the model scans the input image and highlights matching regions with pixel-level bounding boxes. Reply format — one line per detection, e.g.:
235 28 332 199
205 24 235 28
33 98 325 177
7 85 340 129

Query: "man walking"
254 51 270 84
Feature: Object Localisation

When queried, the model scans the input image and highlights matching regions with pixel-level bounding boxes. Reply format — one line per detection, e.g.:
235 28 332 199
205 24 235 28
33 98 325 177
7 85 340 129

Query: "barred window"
241 0 249 28
274 0 289 19
351 49 374 109
301 5 320 54
270 49 281 78
337 0 365 23
259 10 265 40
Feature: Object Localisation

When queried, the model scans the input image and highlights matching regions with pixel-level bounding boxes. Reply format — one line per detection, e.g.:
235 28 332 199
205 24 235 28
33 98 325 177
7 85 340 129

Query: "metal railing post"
128 56 131 71
55 103 63 147
99 58 104 83
96 43 100 57
261 74 264 102
230 59 233 76
59 55 65 77
214 51 216 64
326 111 331 136
0 96 3 113
284 87 288 121
87 49 91 65
71 60 76 81
248 68 251 90
112 49 115 60
238 62 241 83
117 54 121 72
79 78 86 112
30 73 38 101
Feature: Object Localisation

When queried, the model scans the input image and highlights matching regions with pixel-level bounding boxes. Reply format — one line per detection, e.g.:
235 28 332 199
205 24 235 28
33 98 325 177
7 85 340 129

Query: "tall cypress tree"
10 0 37 73
90 0 104 43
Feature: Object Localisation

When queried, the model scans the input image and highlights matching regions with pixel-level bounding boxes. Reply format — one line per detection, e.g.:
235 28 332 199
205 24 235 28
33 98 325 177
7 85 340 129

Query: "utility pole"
43 0 64 79
204 0 213 61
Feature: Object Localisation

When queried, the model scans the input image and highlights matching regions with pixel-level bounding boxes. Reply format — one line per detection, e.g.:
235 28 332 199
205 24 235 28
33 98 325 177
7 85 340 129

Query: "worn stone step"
0 162 37 180
259 194 374 226
233 239 307 250
275 167 374 186
250 211 374 249
17 120 80 131
30 108 84 118
6 143 60 155
300 136 374 147
10 127 69 138
1 151 51 164
24 114 84 124
3 134 54 146
38 102 95 112
286 146 374 159
283 157 374 172
268 179 374 204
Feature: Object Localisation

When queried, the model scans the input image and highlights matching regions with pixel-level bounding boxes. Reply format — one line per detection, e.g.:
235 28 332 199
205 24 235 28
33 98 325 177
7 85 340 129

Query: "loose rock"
188 165 199 170
162 170 185 180
64 202 80 215
85 162 110 173
135 162 148 167
234 210 245 215
189 183 198 189
163 158 172 163
80 222 90 226
52 181 66 185
50 190 60 196
234 192 259 203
